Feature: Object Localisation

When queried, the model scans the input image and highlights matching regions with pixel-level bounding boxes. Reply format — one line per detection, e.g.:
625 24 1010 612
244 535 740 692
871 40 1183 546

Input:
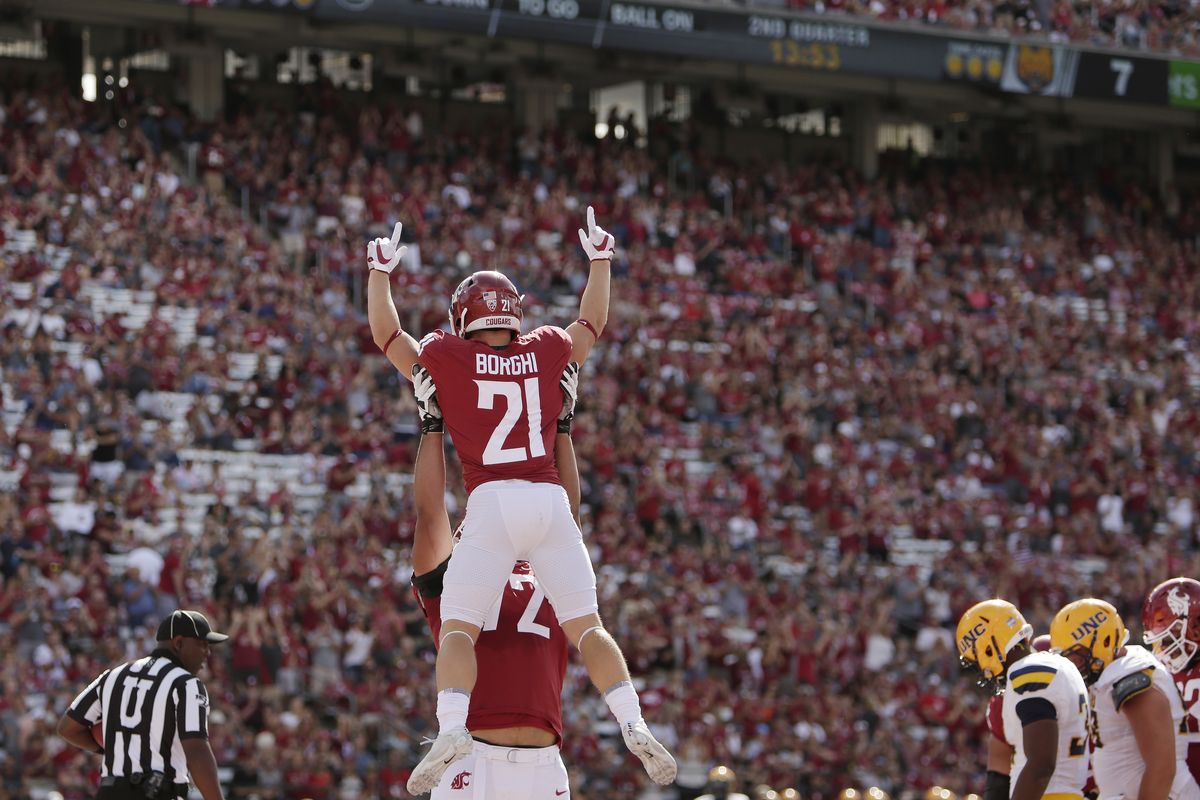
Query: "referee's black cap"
156 610 230 643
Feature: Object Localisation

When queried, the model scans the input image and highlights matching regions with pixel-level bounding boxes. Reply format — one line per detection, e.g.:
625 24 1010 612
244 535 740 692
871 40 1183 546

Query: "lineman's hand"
577 206 615 262
367 222 407 274
558 362 580 434
411 364 443 434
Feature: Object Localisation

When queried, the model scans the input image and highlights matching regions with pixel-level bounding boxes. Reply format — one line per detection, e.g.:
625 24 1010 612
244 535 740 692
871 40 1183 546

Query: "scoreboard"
157 0 1200 109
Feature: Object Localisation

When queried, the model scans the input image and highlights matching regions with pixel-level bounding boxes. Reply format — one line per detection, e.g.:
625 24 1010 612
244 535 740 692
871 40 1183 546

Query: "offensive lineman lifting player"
407 366 579 799
365 208 676 794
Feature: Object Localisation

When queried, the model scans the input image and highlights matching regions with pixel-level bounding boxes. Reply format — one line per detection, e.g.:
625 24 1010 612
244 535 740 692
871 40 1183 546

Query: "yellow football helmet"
1050 598 1129 684
780 790 801 800
753 787 778 800
865 788 891 800
838 790 861 800
956 599 1034 688
925 788 957 800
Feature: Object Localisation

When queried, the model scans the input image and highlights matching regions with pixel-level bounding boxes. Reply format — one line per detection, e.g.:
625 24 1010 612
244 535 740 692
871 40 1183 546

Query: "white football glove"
411 364 443 434
577 206 615 262
367 221 407 274
557 362 580 433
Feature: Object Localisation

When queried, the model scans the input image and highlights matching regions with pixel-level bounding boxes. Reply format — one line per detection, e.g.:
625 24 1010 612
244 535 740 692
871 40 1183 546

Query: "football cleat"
621 719 677 786
406 726 473 795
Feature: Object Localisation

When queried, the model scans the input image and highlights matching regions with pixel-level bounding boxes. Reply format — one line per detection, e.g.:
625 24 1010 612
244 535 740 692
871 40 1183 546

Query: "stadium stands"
750 0 1200 56
1 81 1199 800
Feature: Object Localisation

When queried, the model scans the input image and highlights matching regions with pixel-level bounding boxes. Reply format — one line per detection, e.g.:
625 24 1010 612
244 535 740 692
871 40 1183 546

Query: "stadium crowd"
1 80 1199 800
749 0 1200 57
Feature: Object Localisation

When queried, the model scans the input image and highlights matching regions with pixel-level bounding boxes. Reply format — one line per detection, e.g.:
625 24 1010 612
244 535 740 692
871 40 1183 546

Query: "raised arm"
556 434 581 529
566 206 613 365
366 222 422 381
411 366 453 575
555 361 582 526
410 369 451 575
412 432 453 575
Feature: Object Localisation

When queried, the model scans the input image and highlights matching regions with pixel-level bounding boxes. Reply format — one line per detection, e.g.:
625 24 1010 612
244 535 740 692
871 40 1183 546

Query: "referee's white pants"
440 480 598 628
430 740 570 800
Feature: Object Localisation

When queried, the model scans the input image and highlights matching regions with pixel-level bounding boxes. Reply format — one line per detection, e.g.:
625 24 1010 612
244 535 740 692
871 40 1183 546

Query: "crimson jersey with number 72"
419 326 572 493
1173 660 1200 784
413 560 568 740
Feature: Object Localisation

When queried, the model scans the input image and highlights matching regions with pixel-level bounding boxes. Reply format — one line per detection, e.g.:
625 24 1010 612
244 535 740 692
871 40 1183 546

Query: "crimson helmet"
448 271 524 337
1143 577 1200 673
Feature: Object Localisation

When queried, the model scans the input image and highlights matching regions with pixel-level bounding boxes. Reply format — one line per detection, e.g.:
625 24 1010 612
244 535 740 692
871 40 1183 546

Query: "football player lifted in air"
1051 598 1200 800
1144 577 1200 786
365 210 675 795
957 600 1089 800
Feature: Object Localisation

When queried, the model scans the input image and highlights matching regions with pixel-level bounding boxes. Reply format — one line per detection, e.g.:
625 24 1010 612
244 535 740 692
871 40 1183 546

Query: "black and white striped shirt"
67 649 210 787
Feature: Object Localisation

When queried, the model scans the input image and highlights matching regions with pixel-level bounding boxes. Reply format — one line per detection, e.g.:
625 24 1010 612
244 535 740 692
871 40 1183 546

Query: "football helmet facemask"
956 599 1033 691
1143 577 1200 673
448 271 524 337
1050 598 1129 685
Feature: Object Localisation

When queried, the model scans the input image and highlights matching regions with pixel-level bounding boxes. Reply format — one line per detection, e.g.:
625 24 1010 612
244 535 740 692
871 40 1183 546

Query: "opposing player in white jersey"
1143 577 1200 786
957 599 1089 800
1050 598 1200 800
984 636 1065 800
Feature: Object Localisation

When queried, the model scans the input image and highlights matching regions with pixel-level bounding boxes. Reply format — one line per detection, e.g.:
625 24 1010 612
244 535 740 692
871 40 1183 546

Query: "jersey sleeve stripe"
1012 680 1052 694
67 668 109 724
1010 664 1059 680
1010 670 1058 693
180 679 207 738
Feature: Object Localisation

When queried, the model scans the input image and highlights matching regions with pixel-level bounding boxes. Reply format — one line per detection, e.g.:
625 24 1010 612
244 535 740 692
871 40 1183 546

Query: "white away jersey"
1091 645 1200 800
1002 651 1090 797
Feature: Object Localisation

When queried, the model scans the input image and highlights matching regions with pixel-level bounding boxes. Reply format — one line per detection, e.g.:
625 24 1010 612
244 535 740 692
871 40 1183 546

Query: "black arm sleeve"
985 770 1010 800
1015 697 1057 726
412 557 450 599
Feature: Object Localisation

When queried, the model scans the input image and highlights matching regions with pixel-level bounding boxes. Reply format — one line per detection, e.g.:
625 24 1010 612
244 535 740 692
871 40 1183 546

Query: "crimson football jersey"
986 693 1007 745
1173 660 1200 784
419 326 572 493
413 559 568 740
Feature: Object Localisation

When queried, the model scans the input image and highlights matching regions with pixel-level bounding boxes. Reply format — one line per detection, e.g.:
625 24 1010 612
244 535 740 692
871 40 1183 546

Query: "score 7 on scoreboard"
1073 51 1168 104
1170 60 1200 109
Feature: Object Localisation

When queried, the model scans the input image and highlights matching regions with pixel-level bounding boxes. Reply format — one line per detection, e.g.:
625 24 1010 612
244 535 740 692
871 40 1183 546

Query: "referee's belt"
99 776 188 796
471 739 561 765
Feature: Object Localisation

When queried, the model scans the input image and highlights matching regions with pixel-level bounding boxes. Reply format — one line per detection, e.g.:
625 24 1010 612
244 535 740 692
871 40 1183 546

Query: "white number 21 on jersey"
476 378 545 465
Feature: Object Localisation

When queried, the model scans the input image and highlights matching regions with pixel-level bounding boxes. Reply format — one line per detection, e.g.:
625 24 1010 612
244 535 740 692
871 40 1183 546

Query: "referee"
57 609 229 800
